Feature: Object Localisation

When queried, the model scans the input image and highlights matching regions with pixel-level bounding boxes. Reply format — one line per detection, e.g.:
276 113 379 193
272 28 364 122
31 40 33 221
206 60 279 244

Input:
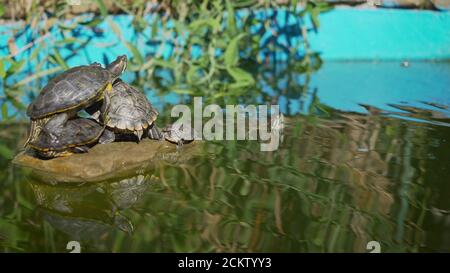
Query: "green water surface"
0 63 449 253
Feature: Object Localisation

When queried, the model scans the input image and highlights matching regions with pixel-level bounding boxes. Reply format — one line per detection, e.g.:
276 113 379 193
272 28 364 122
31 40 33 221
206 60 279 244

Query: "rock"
12 139 201 183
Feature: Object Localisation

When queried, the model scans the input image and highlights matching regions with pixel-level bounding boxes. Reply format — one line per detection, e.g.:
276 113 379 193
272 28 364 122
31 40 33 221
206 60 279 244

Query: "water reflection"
22 174 160 251
2 101 448 252
27 174 156 251
1 57 450 252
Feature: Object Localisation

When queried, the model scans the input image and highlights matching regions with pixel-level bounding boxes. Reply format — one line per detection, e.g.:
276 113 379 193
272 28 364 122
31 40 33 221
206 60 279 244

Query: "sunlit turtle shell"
103 81 159 140
27 56 127 119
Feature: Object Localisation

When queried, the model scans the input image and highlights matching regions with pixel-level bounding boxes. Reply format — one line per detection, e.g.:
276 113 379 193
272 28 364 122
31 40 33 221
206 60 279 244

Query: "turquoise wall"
0 8 449 118
309 8 450 60
1 7 449 69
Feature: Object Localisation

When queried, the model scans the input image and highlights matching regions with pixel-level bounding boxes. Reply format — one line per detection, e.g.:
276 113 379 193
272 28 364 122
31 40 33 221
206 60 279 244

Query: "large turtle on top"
24 55 128 147
28 118 105 159
87 80 162 143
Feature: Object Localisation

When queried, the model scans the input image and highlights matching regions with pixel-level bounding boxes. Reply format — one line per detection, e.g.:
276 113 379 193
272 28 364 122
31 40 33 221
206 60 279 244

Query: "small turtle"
24 55 128 147
28 118 105 159
88 80 162 143
162 123 197 148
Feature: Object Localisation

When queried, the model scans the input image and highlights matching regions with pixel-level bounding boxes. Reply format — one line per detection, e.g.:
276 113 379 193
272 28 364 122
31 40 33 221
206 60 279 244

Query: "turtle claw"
74 146 89 153
134 130 143 141
90 110 101 122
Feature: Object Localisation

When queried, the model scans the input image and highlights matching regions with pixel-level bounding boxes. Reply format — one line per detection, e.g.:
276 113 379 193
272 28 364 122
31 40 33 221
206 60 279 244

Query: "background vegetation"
0 0 331 122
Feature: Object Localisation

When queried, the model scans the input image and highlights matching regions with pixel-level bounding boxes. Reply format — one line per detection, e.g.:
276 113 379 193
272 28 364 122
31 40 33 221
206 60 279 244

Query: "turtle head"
106 55 128 79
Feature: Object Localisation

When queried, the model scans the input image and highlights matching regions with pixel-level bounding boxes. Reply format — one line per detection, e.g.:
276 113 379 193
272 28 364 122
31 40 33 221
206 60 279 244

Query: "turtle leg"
99 128 115 144
90 111 101 122
147 125 162 140
85 100 103 122
43 113 69 141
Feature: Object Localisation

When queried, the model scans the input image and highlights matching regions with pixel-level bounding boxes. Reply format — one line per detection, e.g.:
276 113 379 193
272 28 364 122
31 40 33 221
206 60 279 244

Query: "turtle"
87 80 162 143
24 55 128 147
28 118 105 159
161 123 197 149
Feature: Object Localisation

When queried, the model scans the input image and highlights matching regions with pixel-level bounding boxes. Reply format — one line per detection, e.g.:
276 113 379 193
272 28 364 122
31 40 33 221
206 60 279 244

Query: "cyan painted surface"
308 8 450 60
0 8 449 120
0 7 449 69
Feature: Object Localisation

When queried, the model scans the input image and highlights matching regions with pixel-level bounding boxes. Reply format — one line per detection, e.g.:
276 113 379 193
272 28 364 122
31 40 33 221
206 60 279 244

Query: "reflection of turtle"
29 180 133 241
162 124 196 148
24 55 128 146
88 80 161 143
27 174 155 241
28 118 104 158
41 211 123 242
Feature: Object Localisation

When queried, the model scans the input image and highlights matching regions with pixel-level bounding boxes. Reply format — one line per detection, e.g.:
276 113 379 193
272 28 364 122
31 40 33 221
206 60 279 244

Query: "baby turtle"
28 118 105 159
25 55 128 147
162 123 197 148
88 80 162 143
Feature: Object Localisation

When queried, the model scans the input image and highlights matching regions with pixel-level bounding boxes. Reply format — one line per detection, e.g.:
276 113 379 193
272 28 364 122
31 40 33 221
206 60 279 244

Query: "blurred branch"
5 32 51 58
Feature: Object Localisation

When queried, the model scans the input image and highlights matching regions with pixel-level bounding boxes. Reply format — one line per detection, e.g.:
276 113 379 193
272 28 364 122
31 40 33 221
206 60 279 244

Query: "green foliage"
0 3 4 18
140 0 329 105
0 59 5 79
0 0 331 121
0 143 13 159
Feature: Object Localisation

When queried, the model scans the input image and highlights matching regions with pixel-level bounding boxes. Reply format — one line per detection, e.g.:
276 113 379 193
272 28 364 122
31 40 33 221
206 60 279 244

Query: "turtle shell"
29 118 104 151
162 124 196 144
27 64 113 119
106 81 158 132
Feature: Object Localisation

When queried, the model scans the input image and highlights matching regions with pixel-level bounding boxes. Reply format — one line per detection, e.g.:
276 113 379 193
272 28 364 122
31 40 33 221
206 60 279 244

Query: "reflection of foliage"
0 125 33 251
0 0 331 120
1 110 447 252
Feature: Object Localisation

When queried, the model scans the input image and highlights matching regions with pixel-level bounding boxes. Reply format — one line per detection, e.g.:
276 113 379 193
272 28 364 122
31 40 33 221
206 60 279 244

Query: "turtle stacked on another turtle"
25 55 128 147
24 55 162 159
25 55 195 159
86 79 162 143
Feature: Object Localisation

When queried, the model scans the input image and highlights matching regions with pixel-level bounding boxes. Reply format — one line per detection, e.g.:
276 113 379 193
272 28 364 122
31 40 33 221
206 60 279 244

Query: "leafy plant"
0 0 332 121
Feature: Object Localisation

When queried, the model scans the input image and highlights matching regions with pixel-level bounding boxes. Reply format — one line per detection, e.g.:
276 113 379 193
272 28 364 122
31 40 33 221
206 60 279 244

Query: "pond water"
0 61 449 252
